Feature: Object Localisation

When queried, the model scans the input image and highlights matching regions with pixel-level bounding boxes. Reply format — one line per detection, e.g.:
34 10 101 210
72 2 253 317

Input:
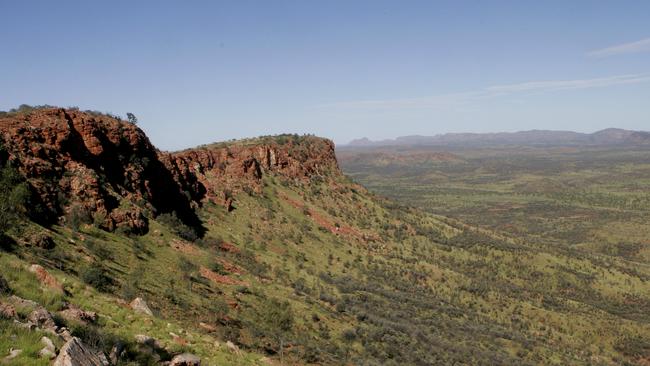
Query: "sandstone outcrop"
161 135 339 210
0 107 341 234
0 108 198 233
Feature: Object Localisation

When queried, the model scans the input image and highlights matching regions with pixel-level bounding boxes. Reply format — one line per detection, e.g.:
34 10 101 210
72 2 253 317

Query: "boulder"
4 348 22 361
0 301 16 318
226 341 242 355
57 327 74 342
38 347 56 359
134 334 162 361
134 334 162 349
8 295 39 308
13 319 36 330
28 307 57 330
58 303 97 324
169 353 201 366
29 232 55 249
53 337 109 366
108 341 125 365
41 336 56 352
130 297 153 316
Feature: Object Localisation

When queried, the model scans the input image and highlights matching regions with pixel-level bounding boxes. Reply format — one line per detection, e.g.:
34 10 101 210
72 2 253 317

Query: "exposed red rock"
160 135 340 210
279 192 380 242
199 266 248 286
58 304 98 324
218 242 240 254
0 108 196 233
0 107 341 234
28 264 63 293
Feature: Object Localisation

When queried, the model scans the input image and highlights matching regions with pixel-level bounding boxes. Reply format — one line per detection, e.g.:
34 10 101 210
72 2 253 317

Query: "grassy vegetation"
2 141 650 364
184 134 324 152
339 145 650 365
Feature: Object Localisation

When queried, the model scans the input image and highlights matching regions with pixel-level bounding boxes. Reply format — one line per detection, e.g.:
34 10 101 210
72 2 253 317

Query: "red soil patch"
28 264 63 293
199 266 248 286
219 241 240 254
279 192 380 242
170 239 200 255
216 258 246 275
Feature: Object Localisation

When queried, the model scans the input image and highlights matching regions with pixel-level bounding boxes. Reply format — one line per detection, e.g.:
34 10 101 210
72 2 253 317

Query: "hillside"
347 128 650 148
1 107 650 365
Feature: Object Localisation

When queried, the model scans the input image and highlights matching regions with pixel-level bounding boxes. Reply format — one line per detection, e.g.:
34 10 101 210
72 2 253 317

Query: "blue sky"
1 1 649 149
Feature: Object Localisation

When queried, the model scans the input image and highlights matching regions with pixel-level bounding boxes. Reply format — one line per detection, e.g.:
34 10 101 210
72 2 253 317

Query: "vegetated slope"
0 107 649 365
342 145 650 364
347 128 650 147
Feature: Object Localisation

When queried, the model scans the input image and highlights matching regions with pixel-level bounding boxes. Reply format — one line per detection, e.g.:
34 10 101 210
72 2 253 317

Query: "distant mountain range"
347 128 650 147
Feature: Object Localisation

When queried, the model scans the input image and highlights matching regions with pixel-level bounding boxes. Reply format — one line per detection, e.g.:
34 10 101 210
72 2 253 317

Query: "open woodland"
1 107 649 365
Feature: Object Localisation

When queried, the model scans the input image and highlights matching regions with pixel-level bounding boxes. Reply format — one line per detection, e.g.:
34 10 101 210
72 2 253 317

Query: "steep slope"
1 107 650 365
0 107 198 233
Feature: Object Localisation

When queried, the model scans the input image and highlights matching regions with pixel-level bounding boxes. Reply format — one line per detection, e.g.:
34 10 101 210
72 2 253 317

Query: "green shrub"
211 261 227 275
157 212 198 242
66 204 92 231
0 274 10 295
0 154 29 234
80 265 113 292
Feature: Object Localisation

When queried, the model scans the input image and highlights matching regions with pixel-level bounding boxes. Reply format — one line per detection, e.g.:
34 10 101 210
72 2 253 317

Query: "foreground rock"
169 353 201 366
226 341 242 355
108 342 125 365
135 334 162 349
53 337 109 366
38 336 57 359
28 307 57 330
4 348 22 361
130 297 153 316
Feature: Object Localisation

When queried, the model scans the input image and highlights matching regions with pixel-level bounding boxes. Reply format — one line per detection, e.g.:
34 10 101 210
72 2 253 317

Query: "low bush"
80 265 113 292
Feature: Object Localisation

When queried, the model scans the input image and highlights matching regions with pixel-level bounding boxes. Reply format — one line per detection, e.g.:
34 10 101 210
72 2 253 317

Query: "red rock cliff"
0 107 340 232
162 135 340 210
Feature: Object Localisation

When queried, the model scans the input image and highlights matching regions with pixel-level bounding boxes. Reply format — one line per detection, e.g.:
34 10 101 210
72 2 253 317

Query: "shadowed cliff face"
0 108 339 233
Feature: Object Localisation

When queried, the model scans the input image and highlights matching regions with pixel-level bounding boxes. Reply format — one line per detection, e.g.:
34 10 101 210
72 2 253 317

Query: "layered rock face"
161 135 339 210
0 107 339 233
0 108 195 233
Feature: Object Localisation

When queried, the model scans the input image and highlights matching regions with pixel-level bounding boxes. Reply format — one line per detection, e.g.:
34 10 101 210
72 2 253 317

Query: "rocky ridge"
0 107 339 233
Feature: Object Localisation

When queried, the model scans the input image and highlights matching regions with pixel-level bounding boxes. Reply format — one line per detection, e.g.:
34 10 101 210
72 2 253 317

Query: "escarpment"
0 107 340 233
161 135 339 210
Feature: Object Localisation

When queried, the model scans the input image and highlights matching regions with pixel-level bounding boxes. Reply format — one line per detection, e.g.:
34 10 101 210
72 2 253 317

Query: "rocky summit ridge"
0 107 339 234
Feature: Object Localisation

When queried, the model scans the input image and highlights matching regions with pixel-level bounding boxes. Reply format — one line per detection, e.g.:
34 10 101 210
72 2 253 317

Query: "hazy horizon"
2 1 649 150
